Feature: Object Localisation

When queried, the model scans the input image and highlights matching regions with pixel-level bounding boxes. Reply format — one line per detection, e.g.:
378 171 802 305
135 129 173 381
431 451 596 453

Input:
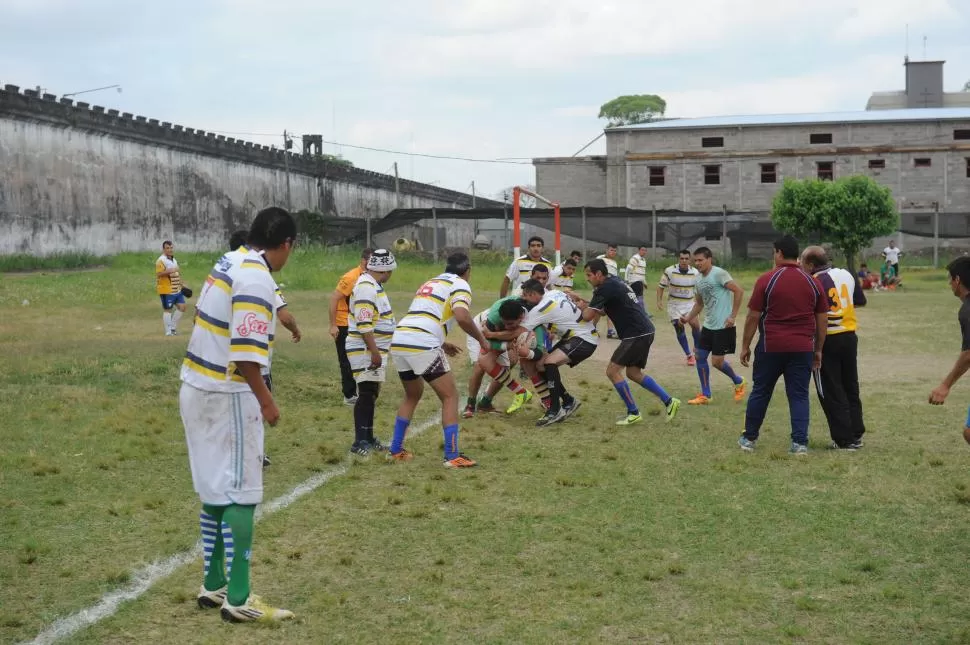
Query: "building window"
810 133 833 144
703 165 721 185
701 136 724 148
649 166 665 186
817 161 834 181
868 159 886 169
760 163 777 183
914 157 932 168
955 129 970 140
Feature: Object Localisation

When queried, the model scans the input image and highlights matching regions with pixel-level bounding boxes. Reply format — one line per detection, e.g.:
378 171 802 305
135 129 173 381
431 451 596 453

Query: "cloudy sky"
3 0 969 200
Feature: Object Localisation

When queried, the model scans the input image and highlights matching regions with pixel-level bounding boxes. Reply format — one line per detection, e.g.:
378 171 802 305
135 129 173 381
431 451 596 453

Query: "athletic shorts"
630 281 644 298
466 334 511 367
392 346 450 383
180 383 265 506
160 293 186 309
698 326 737 356
348 348 390 383
610 335 654 369
667 300 694 322
553 337 597 367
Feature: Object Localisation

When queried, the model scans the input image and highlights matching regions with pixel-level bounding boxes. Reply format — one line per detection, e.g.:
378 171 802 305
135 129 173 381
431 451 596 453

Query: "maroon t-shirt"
748 263 827 353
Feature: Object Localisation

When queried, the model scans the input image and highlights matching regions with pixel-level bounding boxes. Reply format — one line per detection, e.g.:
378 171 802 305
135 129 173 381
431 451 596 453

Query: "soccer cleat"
443 453 477 468
262 454 272 468
607 330 617 339
197 585 227 609
387 449 414 462
733 378 747 402
738 436 756 452
505 390 533 414
343 395 358 406
562 400 582 420
369 438 388 453
461 404 475 419
686 355 696 366
789 443 809 455
688 394 711 405
350 442 371 457
221 594 295 623
536 408 567 427
827 441 858 451
664 397 681 422
615 413 643 426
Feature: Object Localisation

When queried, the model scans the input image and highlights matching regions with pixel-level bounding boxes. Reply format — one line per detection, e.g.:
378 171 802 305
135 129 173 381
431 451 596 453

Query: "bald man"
800 246 867 450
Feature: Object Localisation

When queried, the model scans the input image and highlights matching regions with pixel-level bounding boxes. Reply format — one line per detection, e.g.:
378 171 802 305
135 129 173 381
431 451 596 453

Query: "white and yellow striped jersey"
346 272 395 353
505 254 552 290
547 263 574 291
659 265 700 301
181 249 277 393
625 254 647 284
523 289 598 345
813 266 858 334
596 254 619 277
391 273 472 352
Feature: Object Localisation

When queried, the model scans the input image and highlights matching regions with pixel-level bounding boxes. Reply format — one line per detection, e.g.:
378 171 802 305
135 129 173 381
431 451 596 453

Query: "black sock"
544 365 563 414
354 383 378 444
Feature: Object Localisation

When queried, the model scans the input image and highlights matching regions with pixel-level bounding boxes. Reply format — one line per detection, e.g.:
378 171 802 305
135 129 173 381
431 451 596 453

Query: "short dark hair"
521 278 545 295
446 251 471 276
498 299 526 321
229 229 248 250
361 248 373 259
607 243 618 250
693 247 713 259
248 207 297 249
774 236 800 261
860 263 868 268
948 257 970 289
527 236 544 246
563 258 577 267
569 250 582 258
678 249 691 256
802 247 828 268
638 245 648 250
585 258 608 276
530 264 549 274
162 240 173 248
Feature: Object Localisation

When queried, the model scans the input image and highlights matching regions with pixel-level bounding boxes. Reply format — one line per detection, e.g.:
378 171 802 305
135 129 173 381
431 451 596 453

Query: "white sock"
171 309 183 330
163 312 172 333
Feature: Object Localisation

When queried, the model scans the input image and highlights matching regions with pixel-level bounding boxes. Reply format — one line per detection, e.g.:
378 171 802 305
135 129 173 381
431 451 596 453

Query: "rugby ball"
517 330 537 350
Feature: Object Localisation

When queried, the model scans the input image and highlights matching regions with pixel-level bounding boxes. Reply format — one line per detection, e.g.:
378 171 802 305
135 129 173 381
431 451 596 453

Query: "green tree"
598 94 666 127
770 175 899 271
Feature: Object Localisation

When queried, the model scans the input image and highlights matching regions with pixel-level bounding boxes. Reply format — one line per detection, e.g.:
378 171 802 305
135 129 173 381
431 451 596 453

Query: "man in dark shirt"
929 257 970 446
738 236 828 454
576 259 681 425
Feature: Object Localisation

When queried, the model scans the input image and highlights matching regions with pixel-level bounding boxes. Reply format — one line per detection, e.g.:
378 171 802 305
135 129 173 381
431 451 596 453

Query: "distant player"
657 249 701 366
680 247 746 405
929 256 970 446
156 240 188 336
328 248 373 406
548 254 580 291
596 243 620 338
500 235 551 297
625 245 648 308
346 249 398 456
388 252 489 468
577 259 681 425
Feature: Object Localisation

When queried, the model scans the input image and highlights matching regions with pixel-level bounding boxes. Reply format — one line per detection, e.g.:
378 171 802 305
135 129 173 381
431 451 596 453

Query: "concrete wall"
532 156 608 207
0 84 493 255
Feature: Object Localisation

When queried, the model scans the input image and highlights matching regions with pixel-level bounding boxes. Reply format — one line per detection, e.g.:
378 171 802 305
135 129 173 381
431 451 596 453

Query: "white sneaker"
221 594 295 623
197 585 227 609
343 395 358 406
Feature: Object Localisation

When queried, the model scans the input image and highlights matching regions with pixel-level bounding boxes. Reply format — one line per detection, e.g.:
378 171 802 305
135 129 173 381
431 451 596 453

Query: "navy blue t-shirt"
588 276 655 338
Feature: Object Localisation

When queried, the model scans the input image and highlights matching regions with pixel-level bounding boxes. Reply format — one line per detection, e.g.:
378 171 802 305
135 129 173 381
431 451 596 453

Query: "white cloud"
552 105 600 118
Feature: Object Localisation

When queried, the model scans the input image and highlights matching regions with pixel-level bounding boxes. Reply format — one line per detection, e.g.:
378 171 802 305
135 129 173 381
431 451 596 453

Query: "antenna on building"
923 35 928 59
904 23 909 62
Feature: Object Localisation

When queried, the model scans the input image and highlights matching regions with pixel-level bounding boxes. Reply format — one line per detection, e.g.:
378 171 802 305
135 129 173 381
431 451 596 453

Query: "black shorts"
610 335 653 369
630 282 644 298
553 337 597 367
697 326 737 356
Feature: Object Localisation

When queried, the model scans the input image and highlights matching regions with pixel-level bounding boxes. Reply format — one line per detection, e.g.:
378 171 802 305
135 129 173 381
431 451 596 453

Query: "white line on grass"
24 413 442 645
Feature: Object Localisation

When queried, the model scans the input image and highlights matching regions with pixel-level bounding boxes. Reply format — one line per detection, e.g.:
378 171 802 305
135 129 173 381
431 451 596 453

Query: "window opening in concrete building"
701 136 724 148
914 158 932 168
955 129 970 141
649 166 665 186
868 159 886 169
760 163 777 183
810 133 833 144
704 165 721 185
817 161 834 181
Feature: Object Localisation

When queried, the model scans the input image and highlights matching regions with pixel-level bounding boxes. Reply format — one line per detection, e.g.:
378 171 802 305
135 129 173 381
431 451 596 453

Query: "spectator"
882 240 902 278
329 248 373 405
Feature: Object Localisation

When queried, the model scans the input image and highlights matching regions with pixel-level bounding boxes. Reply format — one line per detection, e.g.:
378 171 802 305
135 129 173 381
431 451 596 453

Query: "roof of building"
609 107 970 132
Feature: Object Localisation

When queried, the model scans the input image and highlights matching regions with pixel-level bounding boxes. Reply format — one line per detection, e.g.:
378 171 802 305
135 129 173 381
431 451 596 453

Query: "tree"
495 184 537 208
770 175 899 271
598 94 667 127
964 79 970 91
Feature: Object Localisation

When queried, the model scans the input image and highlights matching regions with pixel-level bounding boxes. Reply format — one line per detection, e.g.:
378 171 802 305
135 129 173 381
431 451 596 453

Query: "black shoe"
262 455 272 467
536 408 567 427
350 442 371 457
827 441 857 451
561 400 582 420
369 438 388 453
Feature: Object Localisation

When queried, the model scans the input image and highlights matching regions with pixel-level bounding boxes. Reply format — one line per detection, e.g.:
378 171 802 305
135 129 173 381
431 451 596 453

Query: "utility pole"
471 181 476 208
393 162 401 209
283 130 292 211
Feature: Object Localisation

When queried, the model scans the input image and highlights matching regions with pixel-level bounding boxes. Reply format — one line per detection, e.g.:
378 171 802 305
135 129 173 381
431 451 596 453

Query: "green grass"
0 252 110 273
2 252 970 644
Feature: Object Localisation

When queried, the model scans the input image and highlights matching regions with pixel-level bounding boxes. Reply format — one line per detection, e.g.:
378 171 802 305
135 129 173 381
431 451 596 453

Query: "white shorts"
392 346 451 380
180 383 264 506
667 300 694 321
466 335 511 367
349 348 389 383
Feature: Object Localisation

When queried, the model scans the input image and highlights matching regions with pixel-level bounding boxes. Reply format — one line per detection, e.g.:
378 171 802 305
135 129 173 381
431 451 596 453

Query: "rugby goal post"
512 186 561 265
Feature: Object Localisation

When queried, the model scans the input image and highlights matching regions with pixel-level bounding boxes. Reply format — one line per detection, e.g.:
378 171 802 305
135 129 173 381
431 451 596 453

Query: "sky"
2 0 969 200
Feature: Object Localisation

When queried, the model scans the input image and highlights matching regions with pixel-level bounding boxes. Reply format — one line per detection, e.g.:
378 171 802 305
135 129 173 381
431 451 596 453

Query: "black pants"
335 326 357 399
813 332 865 446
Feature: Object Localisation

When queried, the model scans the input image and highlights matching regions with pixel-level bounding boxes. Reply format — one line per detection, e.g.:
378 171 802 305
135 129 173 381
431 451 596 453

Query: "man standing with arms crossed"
738 236 828 454
625 245 648 309
181 207 296 623
681 247 746 404
156 240 189 336
657 249 701 366
800 246 867 450
329 248 372 405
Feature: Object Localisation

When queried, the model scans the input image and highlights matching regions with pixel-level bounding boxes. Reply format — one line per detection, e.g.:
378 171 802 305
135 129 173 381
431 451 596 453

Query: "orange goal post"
512 186 561 265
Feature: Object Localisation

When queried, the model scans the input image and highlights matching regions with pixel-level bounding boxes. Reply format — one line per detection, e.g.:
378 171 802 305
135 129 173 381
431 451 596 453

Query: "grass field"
3 249 970 644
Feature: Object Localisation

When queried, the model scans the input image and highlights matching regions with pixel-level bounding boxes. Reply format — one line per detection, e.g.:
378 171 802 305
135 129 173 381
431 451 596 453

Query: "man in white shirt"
882 241 901 278
596 244 620 339
500 235 551 297
625 245 648 308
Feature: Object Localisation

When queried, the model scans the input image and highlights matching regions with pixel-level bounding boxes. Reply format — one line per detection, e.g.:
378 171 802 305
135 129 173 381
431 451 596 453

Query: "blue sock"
638 376 671 406
443 423 459 460
695 348 712 397
613 380 639 415
691 328 701 350
390 416 410 454
675 329 691 356
717 361 743 385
